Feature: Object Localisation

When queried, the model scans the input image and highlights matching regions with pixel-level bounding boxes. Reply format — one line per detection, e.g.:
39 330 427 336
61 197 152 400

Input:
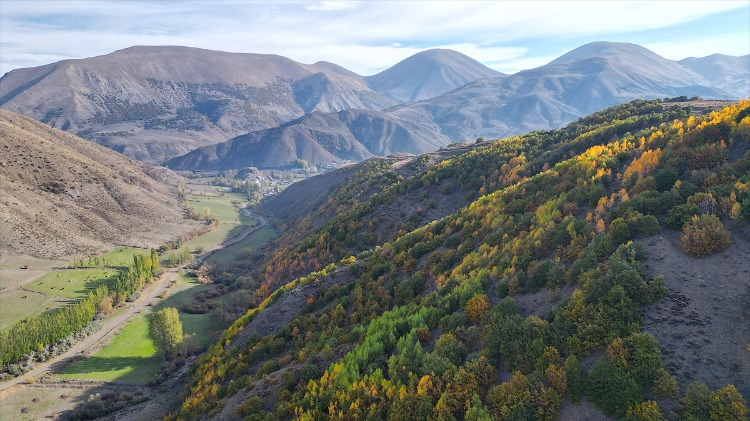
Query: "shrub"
681 215 731 257
587 359 643 418
625 401 666 421
665 204 699 229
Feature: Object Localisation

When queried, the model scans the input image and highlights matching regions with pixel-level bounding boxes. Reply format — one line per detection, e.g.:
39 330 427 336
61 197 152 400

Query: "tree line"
0 250 160 370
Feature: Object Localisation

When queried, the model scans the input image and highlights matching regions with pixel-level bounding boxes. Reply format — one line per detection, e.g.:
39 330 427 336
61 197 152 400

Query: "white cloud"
306 1 358 12
0 0 747 76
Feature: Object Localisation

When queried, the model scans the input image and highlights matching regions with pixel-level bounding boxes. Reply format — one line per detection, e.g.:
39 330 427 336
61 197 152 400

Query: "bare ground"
641 230 750 398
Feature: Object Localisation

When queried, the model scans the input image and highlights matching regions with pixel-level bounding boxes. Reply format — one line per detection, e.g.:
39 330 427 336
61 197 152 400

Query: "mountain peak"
549 41 665 65
367 48 502 102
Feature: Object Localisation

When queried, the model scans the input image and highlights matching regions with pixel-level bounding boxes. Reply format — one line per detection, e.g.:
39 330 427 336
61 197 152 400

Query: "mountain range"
1 42 748 169
0 46 495 163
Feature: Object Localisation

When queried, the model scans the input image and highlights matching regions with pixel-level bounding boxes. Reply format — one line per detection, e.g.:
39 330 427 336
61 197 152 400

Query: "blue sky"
1 1 748 76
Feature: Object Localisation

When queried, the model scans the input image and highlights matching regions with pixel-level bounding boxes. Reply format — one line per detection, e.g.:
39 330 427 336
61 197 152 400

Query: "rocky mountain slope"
679 53 750 99
0 109 197 261
164 108 447 170
167 42 748 171
0 46 497 163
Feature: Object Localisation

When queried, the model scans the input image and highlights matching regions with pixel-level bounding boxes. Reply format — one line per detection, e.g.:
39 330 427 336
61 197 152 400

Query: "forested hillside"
172 99 749 420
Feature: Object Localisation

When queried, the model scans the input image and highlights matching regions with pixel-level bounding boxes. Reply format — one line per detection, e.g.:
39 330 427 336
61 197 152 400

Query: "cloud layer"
1 1 748 76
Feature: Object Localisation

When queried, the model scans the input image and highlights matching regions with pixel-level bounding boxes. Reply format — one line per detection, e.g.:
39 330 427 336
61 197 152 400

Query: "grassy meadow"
204 224 276 264
57 315 161 383
182 191 256 252
0 247 149 330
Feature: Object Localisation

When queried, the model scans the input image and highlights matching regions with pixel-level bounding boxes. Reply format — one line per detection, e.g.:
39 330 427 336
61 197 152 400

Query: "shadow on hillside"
60 355 156 375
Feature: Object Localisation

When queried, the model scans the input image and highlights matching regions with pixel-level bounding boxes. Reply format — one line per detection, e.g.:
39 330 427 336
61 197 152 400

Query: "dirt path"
0 268 176 397
0 207 268 397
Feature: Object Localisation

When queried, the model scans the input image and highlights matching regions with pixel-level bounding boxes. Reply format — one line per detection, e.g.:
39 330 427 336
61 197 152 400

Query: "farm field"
204 224 276 264
0 383 96 421
182 192 256 253
57 273 223 384
57 315 160 383
0 290 64 331
0 247 149 330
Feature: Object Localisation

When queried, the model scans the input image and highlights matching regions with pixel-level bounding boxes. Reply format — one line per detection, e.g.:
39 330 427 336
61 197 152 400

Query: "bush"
681 215 731 257
587 359 643 418
666 204 699 229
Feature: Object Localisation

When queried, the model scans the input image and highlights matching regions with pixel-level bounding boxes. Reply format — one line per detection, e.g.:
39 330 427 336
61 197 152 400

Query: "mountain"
0 46 499 163
166 99 749 419
383 42 732 140
0 109 196 260
366 48 503 102
0 46 395 163
679 53 750 98
170 42 745 171
164 108 445 170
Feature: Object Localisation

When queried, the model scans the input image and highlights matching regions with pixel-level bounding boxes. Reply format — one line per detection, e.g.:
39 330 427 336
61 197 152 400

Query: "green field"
58 274 223 383
182 192 256 252
57 315 160 383
0 247 149 330
81 246 150 267
0 290 67 331
27 268 117 298
205 225 276 264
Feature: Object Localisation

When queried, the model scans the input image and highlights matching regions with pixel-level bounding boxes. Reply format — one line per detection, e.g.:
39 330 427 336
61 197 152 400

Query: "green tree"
708 384 748 421
587 359 643 418
626 401 666 421
564 356 584 404
150 307 183 359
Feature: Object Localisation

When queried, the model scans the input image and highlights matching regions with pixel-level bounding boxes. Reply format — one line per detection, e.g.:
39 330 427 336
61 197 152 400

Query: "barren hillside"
0 110 197 262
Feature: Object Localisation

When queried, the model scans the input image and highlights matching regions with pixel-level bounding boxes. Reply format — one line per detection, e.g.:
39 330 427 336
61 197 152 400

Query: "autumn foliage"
681 214 731 257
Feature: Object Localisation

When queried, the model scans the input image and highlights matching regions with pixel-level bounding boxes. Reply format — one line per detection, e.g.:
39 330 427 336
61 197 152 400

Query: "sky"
0 0 748 76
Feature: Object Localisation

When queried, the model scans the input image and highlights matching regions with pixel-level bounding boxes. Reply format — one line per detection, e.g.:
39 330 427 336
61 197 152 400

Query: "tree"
150 307 183 359
587 359 643 418
465 293 490 324
564 356 584 404
626 401 666 421
708 384 748 421
681 214 731 257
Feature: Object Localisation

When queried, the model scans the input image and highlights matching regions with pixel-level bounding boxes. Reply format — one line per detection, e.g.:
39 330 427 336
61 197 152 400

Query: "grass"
57 315 161 384
57 274 223 383
0 385 85 421
206 225 276 264
0 247 150 330
182 192 256 253
185 192 250 224
0 290 67 331
26 268 117 298
83 246 149 267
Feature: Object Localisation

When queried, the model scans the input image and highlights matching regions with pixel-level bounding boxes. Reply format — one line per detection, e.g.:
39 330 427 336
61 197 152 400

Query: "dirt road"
0 268 177 396
0 207 268 396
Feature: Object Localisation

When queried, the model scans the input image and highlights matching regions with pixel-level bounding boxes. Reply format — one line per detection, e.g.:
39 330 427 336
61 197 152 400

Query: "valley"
0 181 277 420
1 25 749 421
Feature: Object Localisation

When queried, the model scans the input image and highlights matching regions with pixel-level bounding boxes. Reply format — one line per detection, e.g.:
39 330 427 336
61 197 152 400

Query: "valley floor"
0 190 275 420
